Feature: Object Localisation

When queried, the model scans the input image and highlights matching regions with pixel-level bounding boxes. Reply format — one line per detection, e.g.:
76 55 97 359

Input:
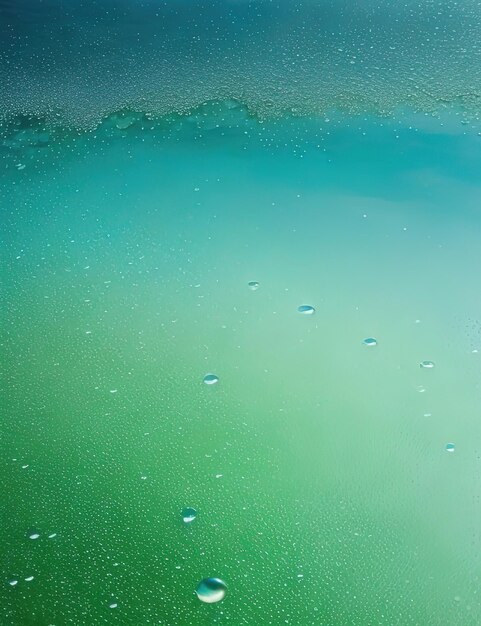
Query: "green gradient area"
2 111 481 625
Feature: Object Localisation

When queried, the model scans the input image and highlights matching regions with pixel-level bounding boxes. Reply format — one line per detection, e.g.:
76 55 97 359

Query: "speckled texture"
2 3 481 624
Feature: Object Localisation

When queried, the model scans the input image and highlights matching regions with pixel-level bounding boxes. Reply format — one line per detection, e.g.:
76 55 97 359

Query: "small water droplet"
109 603 118 609
25 576 34 582
8 580 18 586
446 443 455 452
297 305 315 315
182 507 197 523
420 360 435 369
195 578 227 603
362 337 377 347
48 533 57 539
29 533 40 540
203 374 219 385
248 281 260 291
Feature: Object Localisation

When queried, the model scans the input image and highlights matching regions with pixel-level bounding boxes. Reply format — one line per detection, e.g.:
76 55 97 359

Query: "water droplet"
446 443 455 452
195 578 227 604
29 533 40 540
297 305 315 315
48 533 57 539
203 374 219 385
248 281 260 291
182 507 197 523
109 603 118 609
420 360 435 369
25 576 34 582
362 337 377 347
8 580 18 587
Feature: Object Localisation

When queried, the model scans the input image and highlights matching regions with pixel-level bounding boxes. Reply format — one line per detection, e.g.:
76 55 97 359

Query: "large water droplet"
195 578 227 604
203 374 219 385
182 507 197 523
248 281 259 291
297 305 315 315
446 443 455 452
362 337 377 347
420 360 435 369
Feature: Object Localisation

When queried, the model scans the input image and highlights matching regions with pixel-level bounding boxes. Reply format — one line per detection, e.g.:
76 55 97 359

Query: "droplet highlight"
420 360 435 369
362 337 377 347
445 443 455 452
203 374 219 385
248 281 260 290
182 507 197 523
297 305 315 315
195 577 228 604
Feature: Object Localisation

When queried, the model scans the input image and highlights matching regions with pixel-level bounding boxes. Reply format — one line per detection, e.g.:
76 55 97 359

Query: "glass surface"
2 1 481 624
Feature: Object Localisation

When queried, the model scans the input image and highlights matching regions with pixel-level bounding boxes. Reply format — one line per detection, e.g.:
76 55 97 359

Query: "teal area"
2 0 481 125
2 107 481 624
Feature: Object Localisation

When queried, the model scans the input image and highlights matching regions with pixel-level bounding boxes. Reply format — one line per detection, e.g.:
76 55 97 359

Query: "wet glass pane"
2 1 481 624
